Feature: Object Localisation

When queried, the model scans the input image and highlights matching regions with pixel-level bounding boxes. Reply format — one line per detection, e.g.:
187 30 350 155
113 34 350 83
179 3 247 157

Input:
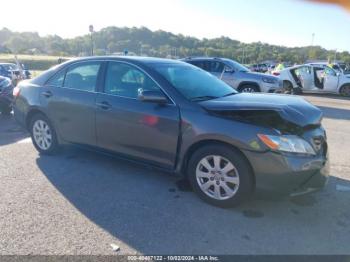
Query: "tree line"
1 26 349 64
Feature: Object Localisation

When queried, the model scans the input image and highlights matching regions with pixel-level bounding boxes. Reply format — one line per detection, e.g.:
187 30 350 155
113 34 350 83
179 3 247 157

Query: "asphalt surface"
0 94 350 255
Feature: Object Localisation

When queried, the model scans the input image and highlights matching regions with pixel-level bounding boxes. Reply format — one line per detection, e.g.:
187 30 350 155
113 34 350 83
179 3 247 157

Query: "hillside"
1 26 349 64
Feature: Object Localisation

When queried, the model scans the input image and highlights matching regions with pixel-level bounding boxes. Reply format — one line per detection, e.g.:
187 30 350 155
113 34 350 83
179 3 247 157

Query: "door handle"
41 91 53 98
96 101 112 110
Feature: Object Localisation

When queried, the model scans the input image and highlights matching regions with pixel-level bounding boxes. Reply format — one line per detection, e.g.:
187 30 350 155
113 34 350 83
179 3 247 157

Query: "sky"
1 0 350 51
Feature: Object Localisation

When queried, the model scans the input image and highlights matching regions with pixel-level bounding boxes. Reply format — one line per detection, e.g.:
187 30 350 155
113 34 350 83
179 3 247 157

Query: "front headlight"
258 134 316 155
262 77 277 84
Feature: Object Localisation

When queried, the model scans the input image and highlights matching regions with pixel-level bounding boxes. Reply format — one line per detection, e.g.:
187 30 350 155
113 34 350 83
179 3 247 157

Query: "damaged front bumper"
242 149 329 196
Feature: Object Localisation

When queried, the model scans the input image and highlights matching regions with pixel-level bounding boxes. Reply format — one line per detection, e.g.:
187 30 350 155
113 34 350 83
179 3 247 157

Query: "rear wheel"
188 144 254 208
340 84 350 96
239 85 259 93
30 113 59 154
282 81 293 94
292 87 303 95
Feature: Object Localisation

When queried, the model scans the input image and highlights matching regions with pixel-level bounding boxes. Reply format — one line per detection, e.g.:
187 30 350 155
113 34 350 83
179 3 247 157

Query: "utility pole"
89 25 94 56
311 33 315 46
242 46 245 64
334 49 337 63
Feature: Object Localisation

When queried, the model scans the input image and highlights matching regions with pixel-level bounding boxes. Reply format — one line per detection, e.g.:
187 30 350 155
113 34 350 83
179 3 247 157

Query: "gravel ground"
0 94 349 255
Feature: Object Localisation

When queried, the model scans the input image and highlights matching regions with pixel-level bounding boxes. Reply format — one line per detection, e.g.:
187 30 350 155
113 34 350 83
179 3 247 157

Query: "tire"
282 81 293 94
0 104 12 115
29 113 59 155
340 84 350 97
187 144 254 208
239 85 259 93
292 87 303 95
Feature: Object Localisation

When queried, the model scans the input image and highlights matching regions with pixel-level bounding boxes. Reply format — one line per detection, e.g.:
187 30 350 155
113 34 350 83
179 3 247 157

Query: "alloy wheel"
32 119 52 150
196 155 240 200
241 87 256 93
341 85 350 96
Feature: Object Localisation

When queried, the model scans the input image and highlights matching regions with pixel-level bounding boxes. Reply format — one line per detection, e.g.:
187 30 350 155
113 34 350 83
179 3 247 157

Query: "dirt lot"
0 94 349 255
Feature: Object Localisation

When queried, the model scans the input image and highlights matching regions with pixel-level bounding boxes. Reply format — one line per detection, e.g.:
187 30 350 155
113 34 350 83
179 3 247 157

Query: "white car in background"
278 64 350 96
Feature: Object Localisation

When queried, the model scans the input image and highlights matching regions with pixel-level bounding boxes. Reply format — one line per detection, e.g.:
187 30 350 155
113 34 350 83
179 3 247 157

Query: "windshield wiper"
190 95 219 102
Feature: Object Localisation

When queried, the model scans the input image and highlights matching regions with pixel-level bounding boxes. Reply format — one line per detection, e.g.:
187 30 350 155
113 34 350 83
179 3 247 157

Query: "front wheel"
188 145 254 208
30 113 59 154
239 85 259 93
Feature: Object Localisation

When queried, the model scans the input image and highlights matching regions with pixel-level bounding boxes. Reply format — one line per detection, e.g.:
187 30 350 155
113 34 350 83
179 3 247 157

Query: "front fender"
175 109 277 174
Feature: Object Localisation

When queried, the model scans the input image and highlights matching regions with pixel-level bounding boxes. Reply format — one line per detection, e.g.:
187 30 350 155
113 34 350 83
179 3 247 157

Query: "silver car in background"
183 57 282 93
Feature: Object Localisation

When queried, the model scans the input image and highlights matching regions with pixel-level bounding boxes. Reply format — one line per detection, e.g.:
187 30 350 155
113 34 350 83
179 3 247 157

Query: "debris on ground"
110 243 120 252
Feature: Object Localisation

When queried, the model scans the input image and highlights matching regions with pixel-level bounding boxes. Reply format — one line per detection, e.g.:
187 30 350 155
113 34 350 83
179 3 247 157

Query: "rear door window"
209 61 225 73
64 62 102 92
46 69 66 87
189 61 207 71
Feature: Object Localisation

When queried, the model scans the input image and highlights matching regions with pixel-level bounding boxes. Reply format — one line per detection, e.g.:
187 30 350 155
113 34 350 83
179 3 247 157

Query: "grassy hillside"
1 27 350 64
0 54 70 70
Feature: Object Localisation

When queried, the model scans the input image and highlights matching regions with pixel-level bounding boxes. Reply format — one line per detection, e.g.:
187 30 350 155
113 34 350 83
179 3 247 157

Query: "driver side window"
324 67 336 76
104 62 160 98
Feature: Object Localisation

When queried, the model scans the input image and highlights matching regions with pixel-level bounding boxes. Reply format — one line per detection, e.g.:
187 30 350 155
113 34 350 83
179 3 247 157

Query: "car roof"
64 56 184 66
182 57 242 65
183 57 225 61
284 64 332 70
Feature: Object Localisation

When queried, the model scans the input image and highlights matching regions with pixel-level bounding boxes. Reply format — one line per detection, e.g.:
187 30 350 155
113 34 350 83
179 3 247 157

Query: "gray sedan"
13 57 329 207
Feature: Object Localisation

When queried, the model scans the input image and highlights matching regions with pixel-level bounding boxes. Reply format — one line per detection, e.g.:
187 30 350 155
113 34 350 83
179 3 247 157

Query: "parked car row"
0 76 14 115
12 56 329 207
0 62 32 115
278 64 350 96
183 57 282 93
0 63 31 83
329 62 350 75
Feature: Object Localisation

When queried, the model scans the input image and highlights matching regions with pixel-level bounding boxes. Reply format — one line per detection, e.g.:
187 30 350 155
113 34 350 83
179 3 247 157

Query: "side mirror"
138 90 168 104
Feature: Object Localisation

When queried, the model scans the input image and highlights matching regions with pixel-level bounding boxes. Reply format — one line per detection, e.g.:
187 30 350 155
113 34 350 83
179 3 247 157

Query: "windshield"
153 63 237 101
224 60 250 72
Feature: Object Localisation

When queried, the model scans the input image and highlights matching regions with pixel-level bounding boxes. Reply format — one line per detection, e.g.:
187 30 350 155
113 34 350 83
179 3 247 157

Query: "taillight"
13 86 21 98
272 72 280 76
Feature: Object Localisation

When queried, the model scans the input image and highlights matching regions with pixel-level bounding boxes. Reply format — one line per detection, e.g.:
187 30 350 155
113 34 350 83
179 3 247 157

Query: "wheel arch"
180 139 256 186
25 108 48 131
25 108 63 144
237 81 261 92
283 79 294 88
338 83 350 94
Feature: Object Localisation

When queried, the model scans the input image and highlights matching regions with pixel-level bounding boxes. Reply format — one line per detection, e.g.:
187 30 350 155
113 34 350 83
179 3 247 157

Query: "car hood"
239 71 278 81
199 93 323 132
245 71 267 76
